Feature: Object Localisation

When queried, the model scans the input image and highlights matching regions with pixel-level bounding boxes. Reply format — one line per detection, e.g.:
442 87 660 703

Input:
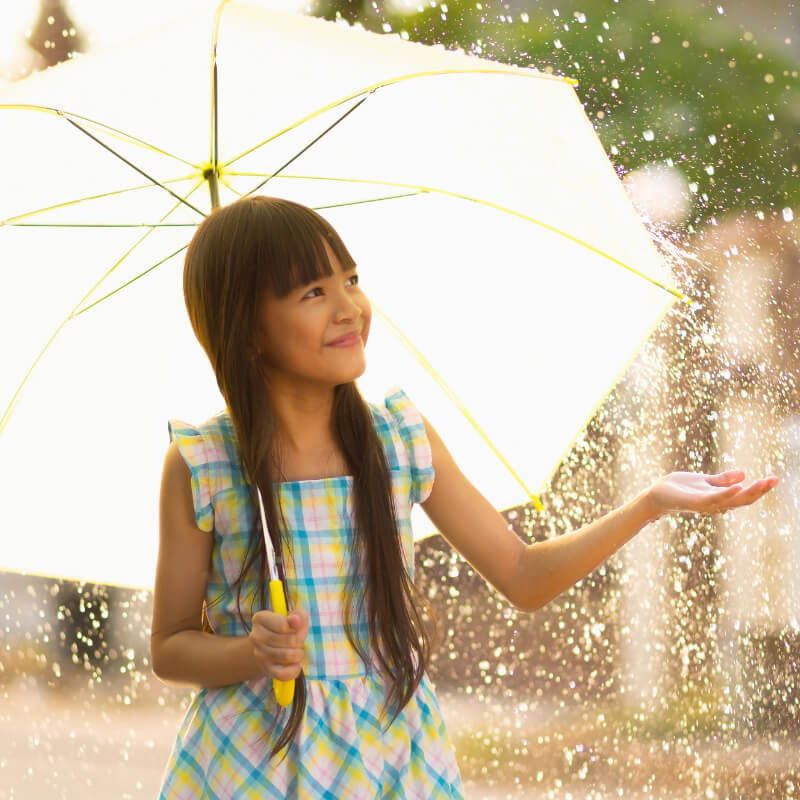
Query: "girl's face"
254 241 372 390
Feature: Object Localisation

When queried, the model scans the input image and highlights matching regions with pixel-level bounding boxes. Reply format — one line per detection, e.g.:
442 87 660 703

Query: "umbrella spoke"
313 191 426 211
0 317 72 438
218 174 244 198
0 173 203 227
72 178 205 315
9 223 199 228
232 171 686 301
372 301 544 512
221 68 577 171
240 94 374 198
226 172 427 208
0 104 200 169
60 113 207 218
0 179 204 437
73 243 189 316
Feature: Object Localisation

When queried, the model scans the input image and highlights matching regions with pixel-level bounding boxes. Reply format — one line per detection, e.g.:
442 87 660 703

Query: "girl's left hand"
647 469 779 520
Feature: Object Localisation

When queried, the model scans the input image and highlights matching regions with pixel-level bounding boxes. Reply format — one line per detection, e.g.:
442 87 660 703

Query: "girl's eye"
302 275 358 299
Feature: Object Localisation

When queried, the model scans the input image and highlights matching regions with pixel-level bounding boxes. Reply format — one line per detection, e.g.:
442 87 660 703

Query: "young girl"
151 195 778 799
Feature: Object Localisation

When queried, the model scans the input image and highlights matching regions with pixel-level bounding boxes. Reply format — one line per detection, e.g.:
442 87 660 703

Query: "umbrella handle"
269 578 295 707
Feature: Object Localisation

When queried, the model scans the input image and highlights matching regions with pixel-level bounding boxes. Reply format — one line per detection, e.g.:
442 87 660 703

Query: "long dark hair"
181 196 435 758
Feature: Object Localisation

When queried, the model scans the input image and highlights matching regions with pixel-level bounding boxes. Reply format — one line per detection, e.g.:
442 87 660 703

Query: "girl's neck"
266 380 336 453
270 425 349 483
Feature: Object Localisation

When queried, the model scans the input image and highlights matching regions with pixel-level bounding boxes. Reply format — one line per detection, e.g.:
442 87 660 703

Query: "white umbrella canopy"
0 0 680 588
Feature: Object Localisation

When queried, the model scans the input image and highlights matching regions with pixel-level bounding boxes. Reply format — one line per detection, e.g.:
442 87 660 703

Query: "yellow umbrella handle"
269 578 295 707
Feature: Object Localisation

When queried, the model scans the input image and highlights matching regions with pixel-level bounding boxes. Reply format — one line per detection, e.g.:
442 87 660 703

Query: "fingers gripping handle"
269 579 295 707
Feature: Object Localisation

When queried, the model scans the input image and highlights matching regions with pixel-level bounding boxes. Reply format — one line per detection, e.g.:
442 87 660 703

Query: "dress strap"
379 387 436 505
167 419 215 533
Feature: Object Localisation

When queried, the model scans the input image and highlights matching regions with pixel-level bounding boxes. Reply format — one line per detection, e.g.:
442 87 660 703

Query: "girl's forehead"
260 258 355 303
319 240 351 271
296 255 355 283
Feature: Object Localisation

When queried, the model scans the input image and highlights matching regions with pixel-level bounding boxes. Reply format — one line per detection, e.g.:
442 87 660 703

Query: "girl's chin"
347 360 367 381
344 359 367 383
318 360 367 387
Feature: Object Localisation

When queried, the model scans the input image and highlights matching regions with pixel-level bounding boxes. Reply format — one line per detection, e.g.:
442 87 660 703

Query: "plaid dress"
158 387 464 799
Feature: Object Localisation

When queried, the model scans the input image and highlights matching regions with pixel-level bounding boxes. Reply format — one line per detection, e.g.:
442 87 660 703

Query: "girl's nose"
333 296 361 324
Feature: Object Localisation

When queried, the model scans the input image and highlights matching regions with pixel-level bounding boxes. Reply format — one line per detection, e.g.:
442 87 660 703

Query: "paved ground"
2 679 798 799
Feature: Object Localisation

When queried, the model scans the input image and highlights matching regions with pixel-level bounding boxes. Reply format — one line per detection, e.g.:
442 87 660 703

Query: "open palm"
648 469 779 519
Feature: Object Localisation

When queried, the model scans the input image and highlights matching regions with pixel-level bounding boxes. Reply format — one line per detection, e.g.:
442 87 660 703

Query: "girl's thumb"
288 608 307 629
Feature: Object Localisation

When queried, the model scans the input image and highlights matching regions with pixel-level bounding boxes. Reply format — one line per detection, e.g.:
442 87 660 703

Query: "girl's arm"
419 414 778 613
150 440 262 689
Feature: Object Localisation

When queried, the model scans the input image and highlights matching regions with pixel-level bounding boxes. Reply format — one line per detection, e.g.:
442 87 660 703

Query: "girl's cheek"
356 305 370 343
361 299 372 332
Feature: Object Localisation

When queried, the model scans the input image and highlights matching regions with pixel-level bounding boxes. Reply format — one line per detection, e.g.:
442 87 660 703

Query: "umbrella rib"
233 172 686 301
0 173 203 226
71 178 206 315
372 302 544 512
73 244 190 316
241 94 373 198
218 174 244 198
0 104 200 169
10 223 199 228
58 112 207 219
313 191 427 211
0 179 204 438
221 68 577 171
222 171 425 210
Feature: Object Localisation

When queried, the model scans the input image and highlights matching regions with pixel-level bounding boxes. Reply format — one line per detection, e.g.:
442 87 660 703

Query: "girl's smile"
326 331 362 347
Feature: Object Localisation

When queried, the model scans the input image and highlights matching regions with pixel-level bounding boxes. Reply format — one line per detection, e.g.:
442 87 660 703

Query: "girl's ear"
247 330 263 362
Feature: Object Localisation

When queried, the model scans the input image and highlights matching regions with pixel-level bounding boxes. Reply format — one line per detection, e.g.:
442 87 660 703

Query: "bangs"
254 200 357 299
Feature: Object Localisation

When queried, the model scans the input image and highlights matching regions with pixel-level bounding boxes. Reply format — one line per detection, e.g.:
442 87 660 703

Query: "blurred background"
1 0 799 797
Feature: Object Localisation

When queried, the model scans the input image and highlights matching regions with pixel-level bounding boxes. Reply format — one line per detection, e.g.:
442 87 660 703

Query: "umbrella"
0 0 682 589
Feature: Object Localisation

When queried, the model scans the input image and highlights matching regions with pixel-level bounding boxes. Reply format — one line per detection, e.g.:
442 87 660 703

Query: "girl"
151 195 778 799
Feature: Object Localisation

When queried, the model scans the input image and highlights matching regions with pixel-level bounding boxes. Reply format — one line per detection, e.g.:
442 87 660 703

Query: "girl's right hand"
250 607 309 681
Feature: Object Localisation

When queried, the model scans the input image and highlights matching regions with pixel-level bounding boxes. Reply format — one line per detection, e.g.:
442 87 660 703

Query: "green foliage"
315 0 800 225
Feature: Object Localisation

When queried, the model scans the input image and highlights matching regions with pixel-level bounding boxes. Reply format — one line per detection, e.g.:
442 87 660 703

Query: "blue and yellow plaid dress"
158 387 464 799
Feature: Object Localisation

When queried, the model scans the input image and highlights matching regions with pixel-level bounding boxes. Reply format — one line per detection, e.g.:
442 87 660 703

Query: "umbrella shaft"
204 167 220 209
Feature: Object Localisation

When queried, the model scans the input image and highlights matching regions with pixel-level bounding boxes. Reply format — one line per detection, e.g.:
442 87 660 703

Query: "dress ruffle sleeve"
383 387 436 505
167 419 215 533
